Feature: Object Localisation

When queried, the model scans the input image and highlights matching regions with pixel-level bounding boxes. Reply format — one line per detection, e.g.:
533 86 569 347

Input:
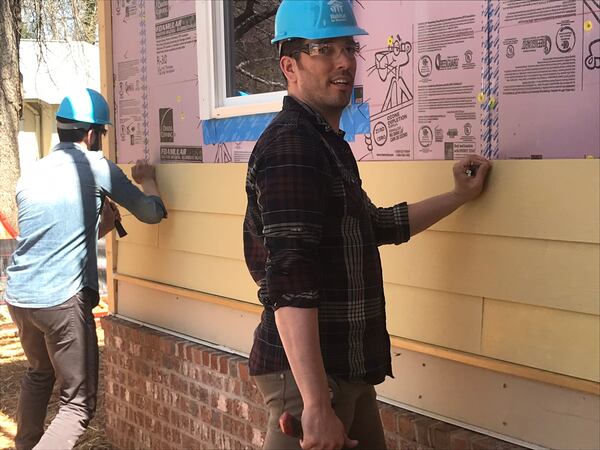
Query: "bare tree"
231 0 284 95
0 0 22 231
21 0 98 43
0 0 99 232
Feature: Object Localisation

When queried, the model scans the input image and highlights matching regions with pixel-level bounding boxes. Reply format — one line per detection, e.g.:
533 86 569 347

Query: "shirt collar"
52 141 90 153
284 96 346 138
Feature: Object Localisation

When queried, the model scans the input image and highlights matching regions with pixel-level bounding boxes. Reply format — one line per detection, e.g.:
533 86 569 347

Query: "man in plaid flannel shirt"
243 2 492 449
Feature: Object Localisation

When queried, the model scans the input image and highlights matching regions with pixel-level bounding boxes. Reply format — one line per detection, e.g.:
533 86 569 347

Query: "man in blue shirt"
4 88 167 450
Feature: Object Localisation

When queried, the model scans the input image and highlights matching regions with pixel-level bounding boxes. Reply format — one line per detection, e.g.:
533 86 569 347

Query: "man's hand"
131 159 161 197
300 405 357 450
99 198 121 238
452 154 492 203
131 159 156 184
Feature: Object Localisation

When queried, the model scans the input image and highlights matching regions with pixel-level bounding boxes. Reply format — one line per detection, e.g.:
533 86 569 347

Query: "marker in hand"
465 162 478 177
114 220 128 237
279 411 303 439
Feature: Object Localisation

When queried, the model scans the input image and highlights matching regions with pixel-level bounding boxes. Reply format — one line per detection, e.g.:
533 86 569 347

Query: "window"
197 0 285 120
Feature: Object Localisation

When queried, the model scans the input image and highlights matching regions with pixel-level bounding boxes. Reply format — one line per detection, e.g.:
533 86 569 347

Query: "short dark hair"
56 117 103 142
279 38 306 59
278 39 305 86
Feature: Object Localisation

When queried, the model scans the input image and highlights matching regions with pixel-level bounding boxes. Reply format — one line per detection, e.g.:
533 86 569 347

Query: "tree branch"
234 6 277 40
234 0 256 28
236 62 285 90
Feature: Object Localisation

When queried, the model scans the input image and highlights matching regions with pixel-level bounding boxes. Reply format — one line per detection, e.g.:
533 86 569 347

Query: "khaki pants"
7 288 99 450
254 370 387 450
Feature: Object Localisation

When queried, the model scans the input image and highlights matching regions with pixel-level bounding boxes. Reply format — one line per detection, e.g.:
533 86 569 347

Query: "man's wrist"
451 189 471 205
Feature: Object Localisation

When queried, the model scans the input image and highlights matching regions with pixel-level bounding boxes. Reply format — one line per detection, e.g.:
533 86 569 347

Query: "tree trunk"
0 0 22 232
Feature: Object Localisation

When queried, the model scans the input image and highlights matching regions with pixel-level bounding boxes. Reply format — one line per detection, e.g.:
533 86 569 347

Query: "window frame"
196 1 286 120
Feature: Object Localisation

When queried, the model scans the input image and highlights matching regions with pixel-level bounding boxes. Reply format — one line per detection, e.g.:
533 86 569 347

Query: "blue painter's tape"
202 112 276 145
341 102 370 141
202 102 370 144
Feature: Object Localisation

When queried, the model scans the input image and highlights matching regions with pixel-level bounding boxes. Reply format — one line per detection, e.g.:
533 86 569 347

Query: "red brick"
181 433 202 450
238 361 250 381
451 429 477 450
191 345 204 365
398 437 419 450
225 377 242 396
170 373 189 395
162 354 182 371
202 349 214 366
189 383 209 404
472 436 521 450
228 357 243 377
385 434 399 449
242 380 264 405
397 412 418 441
202 369 224 390
380 404 398 432
430 422 462 449
134 359 151 377
210 352 221 371
413 417 442 446
219 354 230 374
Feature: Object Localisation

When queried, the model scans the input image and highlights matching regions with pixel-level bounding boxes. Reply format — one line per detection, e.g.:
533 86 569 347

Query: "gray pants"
7 288 99 450
254 370 387 450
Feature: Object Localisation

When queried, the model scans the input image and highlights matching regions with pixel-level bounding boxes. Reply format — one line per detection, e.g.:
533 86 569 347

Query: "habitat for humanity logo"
328 0 347 23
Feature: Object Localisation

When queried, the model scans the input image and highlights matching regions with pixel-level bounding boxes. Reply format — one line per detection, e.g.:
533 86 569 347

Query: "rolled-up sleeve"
364 191 411 245
255 132 331 309
94 158 167 224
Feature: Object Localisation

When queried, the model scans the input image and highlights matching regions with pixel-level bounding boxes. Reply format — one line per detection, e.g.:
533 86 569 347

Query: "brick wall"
101 316 526 450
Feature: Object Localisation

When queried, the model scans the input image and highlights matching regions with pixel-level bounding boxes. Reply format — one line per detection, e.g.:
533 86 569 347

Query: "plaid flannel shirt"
243 96 410 384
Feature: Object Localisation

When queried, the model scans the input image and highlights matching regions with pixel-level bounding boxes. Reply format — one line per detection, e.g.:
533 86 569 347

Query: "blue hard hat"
272 0 368 44
56 88 112 125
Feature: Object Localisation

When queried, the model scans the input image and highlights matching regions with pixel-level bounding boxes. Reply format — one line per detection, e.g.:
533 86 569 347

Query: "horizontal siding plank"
117 242 258 304
131 160 599 243
380 231 599 315
158 211 244 260
482 300 600 382
360 159 599 243
384 284 482 354
117 213 159 246
118 281 258 355
156 163 246 215
378 347 600 449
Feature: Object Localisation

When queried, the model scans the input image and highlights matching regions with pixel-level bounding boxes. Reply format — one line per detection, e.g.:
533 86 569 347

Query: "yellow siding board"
116 281 600 449
118 281 259 355
482 300 600 382
360 160 599 243
378 347 600 450
157 163 247 215
384 284 482 353
380 231 599 315
158 211 244 260
123 160 600 243
117 242 258 304
117 213 159 247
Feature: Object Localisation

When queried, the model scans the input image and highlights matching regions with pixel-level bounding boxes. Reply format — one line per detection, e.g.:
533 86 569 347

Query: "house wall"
18 101 60 171
102 315 534 450
111 160 599 448
98 1 600 449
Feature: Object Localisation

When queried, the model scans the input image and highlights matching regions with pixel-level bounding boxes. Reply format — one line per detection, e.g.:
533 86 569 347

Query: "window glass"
224 0 284 97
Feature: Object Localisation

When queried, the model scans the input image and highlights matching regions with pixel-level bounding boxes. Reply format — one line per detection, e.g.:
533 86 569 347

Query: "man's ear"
82 128 95 148
280 56 298 84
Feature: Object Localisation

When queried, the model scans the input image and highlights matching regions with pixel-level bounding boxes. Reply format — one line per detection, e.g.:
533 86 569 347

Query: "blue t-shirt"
4 142 167 307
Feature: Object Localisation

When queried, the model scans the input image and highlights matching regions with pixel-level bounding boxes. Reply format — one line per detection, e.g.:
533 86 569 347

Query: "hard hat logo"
272 0 368 45
328 0 347 20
